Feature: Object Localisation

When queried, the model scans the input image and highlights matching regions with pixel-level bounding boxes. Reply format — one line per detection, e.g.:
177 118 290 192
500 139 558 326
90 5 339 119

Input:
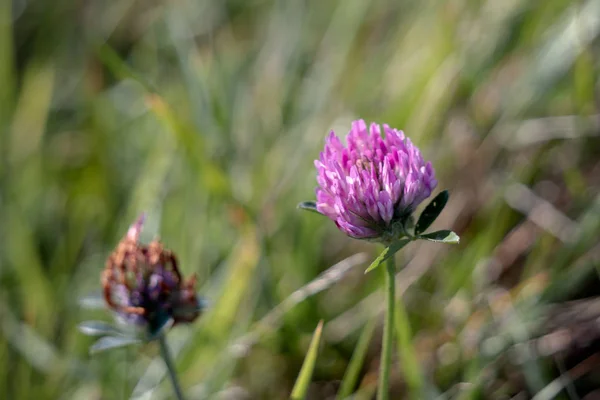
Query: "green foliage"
337 318 376 400
418 230 460 244
364 239 411 274
0 0 599 398
291 321 324 400
297 201 321 215
415 190 450 235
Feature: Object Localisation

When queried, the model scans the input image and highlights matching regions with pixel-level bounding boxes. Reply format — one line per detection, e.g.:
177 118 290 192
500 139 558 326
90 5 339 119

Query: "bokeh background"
1 0 600 399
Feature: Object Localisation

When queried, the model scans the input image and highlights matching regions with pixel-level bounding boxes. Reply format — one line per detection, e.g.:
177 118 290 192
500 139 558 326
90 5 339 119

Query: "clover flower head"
314 120 437 242
101 215 200 331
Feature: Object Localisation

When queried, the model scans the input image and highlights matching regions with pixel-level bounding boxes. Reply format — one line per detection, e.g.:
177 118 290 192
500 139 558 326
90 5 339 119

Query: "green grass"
1 0 600 398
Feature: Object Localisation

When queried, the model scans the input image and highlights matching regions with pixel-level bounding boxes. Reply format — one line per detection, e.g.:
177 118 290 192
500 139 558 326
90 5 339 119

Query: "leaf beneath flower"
415 190 449 235
364 238 411 274
297 201 321 215
418 230 460 244
89 336 141 354
78 320 123 337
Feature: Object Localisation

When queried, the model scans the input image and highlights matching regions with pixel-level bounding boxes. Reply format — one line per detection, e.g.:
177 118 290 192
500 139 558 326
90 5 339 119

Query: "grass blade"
291 320 324 400
337 318 376 400
0 0 14 137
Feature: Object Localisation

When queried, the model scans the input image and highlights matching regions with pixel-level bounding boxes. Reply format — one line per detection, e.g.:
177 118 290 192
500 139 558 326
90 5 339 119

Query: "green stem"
158 335 186 400
378 253 396 400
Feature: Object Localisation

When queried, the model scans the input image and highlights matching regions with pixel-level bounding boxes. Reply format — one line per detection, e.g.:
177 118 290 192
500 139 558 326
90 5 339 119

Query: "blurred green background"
1 0 600 398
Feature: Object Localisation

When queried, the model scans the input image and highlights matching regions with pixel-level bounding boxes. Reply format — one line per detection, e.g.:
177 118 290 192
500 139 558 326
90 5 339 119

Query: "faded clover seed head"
101 215 200 331
314 120 437 242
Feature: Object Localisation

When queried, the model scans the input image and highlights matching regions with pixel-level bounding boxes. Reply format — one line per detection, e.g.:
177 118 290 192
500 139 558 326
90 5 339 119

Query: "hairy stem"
378 254 396 400
158 335 185 400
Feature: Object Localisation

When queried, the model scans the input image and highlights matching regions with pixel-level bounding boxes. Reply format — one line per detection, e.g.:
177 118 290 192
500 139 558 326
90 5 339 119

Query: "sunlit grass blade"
95 42 155 92
337 318 376 400
353 383 378 400
9 60 55 162
291 320 324 400
0 0 14 144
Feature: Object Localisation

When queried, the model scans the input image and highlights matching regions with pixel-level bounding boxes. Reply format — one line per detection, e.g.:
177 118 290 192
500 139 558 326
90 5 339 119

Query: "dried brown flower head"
101 215 200 332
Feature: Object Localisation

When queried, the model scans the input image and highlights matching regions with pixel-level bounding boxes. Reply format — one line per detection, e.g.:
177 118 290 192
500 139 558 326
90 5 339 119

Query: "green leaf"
418 230 460 244
78 321 122 337
336 318 376 399
89 336 141 355
297 201 321 215
415 190 449 235
291 320 324 400
364 239 411 274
